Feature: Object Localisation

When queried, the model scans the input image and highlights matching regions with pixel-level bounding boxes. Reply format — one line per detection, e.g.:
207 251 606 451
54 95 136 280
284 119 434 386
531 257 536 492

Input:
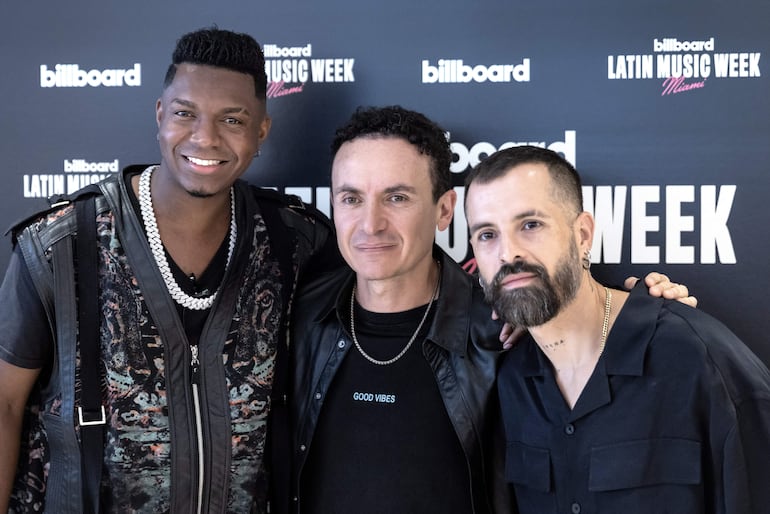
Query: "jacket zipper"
191 344 204 514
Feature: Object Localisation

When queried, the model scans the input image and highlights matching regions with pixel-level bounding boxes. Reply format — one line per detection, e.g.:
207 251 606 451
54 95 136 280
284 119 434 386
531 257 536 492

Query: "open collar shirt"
498 285 770 514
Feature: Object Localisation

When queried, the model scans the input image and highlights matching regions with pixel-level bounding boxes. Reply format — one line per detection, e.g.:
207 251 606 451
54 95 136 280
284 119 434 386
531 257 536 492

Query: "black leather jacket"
289 247 514 513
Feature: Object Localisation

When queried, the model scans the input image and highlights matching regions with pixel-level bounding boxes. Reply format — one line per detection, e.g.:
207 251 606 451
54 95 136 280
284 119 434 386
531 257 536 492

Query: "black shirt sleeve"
0 245 53 369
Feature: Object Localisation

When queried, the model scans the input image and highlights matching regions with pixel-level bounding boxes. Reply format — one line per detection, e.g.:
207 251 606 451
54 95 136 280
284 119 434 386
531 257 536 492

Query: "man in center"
288 106 692 513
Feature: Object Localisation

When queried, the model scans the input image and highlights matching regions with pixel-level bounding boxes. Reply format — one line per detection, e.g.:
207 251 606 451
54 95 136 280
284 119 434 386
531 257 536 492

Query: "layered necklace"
349 262 441 366
138 166 237 310
597 287 612 356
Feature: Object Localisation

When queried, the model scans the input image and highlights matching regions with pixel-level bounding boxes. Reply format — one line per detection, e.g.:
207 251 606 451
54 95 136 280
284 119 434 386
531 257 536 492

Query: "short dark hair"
331 105 452 202
464 145 583 216
163 27 267 100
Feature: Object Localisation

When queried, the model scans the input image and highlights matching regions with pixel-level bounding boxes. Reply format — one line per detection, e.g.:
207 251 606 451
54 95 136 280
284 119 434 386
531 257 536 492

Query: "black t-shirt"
302 299 473 514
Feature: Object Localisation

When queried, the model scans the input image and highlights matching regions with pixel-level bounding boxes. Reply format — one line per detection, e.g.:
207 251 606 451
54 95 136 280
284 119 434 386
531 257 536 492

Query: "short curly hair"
331 106 452 202
163 27 267 100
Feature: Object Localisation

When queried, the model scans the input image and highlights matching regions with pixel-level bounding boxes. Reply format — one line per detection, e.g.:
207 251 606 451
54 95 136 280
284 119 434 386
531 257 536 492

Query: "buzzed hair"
464 145 584 217
331 105 452 202
163 27 267 100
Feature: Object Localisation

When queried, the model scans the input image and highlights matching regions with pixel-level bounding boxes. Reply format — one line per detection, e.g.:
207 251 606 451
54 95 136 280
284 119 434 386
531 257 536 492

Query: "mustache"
490 260 547 290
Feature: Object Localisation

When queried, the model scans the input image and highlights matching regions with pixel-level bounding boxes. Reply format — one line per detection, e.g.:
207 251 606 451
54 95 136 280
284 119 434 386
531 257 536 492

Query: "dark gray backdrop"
1 0 768 366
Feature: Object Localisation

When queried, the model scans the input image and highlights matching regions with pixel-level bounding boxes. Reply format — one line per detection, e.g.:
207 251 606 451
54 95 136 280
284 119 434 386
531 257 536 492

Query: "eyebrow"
468 209 549 234
332 183 419 196
468 220 493 235
170 98 251 116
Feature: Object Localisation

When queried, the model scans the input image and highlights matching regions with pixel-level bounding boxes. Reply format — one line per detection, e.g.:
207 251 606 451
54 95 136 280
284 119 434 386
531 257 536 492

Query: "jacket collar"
425 247 475 356
314 245 477 356
313 269 354 325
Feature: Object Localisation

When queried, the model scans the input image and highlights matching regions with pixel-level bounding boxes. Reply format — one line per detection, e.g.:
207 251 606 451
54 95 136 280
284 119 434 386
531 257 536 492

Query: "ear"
257 112 272 146
155 97 163 128
436 188 457 232
575 211 595 255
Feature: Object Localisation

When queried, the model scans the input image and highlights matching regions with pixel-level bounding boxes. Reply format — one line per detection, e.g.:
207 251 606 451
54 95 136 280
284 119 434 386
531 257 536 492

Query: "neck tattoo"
543 287 612 358
350 262 441 366
542 339 567 351
138 166 237 310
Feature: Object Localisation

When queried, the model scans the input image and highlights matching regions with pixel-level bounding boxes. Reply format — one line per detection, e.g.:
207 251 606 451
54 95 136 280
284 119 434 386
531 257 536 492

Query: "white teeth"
187 156 221 166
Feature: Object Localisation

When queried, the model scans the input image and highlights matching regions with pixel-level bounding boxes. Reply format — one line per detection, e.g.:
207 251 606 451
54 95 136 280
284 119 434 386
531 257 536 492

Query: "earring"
582 250 591 270
255 149 261 157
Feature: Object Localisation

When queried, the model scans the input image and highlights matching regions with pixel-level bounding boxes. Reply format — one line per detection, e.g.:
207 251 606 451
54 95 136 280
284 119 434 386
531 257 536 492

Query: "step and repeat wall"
1 1 768 365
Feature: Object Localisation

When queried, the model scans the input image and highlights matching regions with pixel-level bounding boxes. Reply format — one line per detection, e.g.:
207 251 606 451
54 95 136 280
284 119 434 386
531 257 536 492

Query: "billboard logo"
23 158 121 198
422 59 530 84
40 64 142 88
449 130 576 172
653 38 714 52
606 36 761 96
264 43 355 98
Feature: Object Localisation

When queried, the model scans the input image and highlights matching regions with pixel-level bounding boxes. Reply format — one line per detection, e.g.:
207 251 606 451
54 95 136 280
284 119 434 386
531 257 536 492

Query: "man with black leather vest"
0 28 338 513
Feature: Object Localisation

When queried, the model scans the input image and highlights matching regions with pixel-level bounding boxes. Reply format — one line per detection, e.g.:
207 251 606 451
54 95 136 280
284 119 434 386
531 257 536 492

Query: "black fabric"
257 190 299 514
0 246 51 368
302 301 473 514
123 170 222 347
290 249 513 514
75 195 104 514
498 284 770 514
1 167 338 513
0 184 102 372
249 188 343 514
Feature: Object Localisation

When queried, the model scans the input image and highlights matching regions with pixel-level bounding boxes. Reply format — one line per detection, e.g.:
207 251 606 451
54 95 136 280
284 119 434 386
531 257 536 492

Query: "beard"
187 189 215 199
481 241 582 328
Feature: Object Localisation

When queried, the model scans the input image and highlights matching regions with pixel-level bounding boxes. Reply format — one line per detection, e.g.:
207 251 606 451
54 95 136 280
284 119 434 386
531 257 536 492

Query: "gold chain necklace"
349 263 441 366
598 287 612 356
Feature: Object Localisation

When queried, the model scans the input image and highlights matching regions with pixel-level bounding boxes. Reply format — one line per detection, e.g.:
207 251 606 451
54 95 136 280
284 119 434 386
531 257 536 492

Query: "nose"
497 233 522 263
361 201 386 234
190 116 220 147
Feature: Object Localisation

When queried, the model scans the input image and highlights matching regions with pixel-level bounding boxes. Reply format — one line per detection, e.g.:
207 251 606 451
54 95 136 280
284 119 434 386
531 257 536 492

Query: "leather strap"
75 196 105 514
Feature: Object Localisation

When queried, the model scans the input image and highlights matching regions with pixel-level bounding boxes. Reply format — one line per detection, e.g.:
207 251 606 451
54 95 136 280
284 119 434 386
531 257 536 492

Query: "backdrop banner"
1 0 767 365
